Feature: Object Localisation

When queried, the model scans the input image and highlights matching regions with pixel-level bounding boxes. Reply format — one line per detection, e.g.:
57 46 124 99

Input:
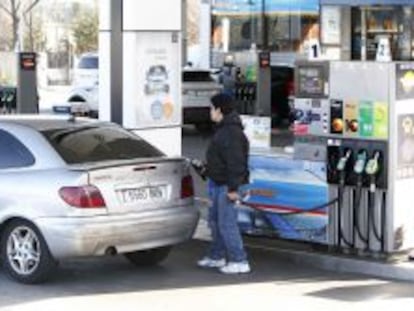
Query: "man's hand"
191 159 207 180
227 191 239 202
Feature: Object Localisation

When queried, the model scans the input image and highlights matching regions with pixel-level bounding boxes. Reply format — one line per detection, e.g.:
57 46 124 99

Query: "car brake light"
59 185 106 208
285 80 294 97
181 175 194 199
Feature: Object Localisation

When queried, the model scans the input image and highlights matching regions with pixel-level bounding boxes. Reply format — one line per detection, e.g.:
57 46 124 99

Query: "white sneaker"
197 257 226 268
219 262 251 274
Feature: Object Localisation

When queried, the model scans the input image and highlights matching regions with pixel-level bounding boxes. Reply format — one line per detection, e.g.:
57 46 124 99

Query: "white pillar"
100 0 183 156
199 0 211 69
222 17 230 53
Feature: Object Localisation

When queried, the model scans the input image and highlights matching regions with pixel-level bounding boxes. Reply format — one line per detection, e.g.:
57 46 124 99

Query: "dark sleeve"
223 128 248 192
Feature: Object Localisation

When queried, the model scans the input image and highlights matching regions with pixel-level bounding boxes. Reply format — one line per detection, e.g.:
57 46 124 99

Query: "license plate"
118 186 166 204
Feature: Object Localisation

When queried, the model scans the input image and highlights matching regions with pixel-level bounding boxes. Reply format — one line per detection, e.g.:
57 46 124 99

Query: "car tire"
1 220 57 284
124 246 171 267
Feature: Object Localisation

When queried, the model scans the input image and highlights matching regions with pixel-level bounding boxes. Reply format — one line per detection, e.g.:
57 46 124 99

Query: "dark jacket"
206 111 249 191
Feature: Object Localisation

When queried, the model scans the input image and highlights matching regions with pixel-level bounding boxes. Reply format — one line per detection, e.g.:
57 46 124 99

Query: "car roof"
0 115 110 132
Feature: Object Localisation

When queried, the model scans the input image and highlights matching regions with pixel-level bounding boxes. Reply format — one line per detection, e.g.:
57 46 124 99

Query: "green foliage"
71 8 98 55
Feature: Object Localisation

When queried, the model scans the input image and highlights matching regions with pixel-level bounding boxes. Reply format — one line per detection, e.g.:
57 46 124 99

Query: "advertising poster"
134 32 180 128
359 101 374 138
321 6 341 45
238 155 328 244
240 115 271 148
397 114 414 180
330 99 343 135
373 102 388 139
396 63 414 101
344 100 358 137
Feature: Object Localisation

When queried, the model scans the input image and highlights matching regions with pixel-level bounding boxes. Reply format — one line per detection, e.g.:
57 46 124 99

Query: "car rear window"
43 125 164 164
78 56 99 69
183 71 214 82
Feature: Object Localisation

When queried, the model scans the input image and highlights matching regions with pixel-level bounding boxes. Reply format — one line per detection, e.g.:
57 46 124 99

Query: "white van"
73 53 99 87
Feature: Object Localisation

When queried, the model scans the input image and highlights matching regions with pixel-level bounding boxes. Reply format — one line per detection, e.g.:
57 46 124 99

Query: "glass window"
78 56 99 69
43 125 164 164
183 71 214 82
212 0 319 53
0 130 35 169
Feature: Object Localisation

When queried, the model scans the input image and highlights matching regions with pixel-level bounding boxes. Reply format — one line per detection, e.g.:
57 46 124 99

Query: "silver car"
0 116 199 283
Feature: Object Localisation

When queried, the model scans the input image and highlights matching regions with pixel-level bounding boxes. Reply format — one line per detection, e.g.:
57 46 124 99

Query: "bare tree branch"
24 0 39 14
15 0 21 13
0 2 13 17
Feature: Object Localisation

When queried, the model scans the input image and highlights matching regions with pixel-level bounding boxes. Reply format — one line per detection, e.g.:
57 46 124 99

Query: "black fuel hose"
337 183 354 248
353 180 369 245
368 189 386 252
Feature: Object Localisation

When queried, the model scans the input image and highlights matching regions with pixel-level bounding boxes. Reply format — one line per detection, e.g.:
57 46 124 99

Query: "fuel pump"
292 60 414 258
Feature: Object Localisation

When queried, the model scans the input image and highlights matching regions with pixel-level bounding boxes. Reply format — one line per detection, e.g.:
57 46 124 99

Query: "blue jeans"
206 180 247 262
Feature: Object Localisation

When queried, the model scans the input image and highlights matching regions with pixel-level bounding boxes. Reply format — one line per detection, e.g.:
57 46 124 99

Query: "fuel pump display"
293 60 414 258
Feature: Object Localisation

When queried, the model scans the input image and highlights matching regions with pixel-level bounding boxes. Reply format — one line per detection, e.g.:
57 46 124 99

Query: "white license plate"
118 186 166 204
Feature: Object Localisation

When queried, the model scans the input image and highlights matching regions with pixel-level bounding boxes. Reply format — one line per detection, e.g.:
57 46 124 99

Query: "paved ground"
1 240 414 311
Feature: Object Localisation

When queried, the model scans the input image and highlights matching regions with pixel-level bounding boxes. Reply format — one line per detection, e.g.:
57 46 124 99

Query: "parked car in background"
52 84 99 118
0 116 199 283
72 52 99 87
66 84 99 118
182 69 222 131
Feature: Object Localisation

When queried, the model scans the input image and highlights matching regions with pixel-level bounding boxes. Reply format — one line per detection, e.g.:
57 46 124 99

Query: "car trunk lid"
69 157 188 214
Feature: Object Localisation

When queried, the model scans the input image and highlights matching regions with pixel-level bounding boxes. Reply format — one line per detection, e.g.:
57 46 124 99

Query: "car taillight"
181 175 194 199
59 185 106 208
285 80 294 97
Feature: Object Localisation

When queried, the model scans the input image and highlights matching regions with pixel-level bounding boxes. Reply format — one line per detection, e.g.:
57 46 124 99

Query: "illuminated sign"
19 53 36 71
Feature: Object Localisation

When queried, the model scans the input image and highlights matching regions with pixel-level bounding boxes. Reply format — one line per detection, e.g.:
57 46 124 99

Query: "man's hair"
211 93 234 115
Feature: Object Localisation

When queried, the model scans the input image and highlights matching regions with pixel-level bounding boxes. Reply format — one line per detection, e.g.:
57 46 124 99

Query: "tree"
0 0 40 51
71 6 98 55
23 9 44 51
0 8 12 50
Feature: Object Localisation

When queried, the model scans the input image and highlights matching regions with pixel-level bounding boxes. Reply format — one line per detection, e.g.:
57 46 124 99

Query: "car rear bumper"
36 204 200 259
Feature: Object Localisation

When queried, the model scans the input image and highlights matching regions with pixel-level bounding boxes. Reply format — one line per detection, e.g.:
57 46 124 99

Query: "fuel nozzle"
365 151 380 176
366 151 381 192
354 150 367 175
337 149 352 172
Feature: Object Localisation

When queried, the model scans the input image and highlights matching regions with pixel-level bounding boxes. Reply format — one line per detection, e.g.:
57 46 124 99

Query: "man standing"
197 93 250 274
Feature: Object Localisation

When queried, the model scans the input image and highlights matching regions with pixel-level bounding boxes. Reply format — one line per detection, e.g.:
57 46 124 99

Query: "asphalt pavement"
1 240 414 311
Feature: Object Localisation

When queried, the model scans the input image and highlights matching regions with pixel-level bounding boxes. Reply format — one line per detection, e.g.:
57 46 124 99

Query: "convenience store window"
351 6 413 61
211 0 319 53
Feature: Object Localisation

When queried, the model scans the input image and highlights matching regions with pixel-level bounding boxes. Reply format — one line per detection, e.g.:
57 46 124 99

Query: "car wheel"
1 220 57 284
124 246 171 267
